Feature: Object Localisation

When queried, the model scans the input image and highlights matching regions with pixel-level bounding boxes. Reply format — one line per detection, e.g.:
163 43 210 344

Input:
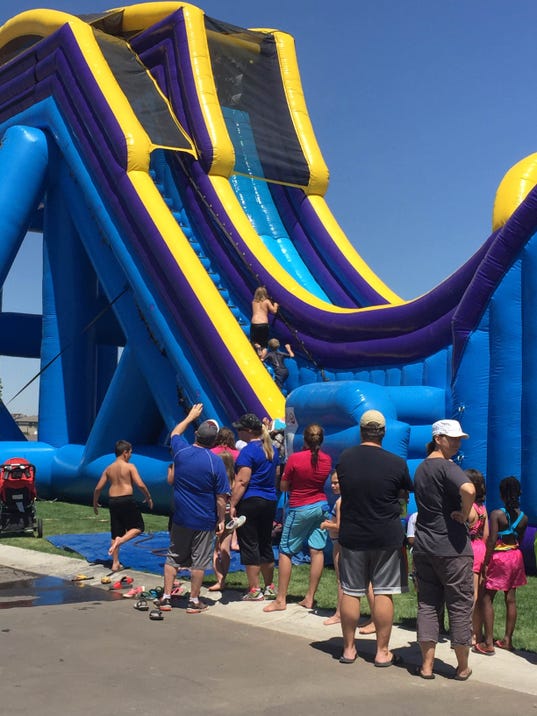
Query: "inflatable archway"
0 4 535 528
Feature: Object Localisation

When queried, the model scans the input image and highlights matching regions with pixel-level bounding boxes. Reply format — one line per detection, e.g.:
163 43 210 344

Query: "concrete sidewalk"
1 544 535 695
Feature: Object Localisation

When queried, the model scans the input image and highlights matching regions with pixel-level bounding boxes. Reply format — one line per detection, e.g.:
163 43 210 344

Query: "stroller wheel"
36 517 43 538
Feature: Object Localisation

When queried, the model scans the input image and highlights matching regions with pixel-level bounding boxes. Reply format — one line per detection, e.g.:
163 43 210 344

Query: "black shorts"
109 495 145 538
236 496 277 565
250 323 269 348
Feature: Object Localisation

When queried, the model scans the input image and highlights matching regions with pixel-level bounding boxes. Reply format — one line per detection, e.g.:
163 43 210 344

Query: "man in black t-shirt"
336 410 413 665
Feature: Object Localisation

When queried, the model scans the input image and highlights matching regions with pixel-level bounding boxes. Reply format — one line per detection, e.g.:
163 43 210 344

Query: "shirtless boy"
93 440 153 572
251 286 279 359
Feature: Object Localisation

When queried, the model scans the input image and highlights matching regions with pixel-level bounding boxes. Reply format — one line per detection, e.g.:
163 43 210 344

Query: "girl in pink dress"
474 476 528 655
466 469 489 645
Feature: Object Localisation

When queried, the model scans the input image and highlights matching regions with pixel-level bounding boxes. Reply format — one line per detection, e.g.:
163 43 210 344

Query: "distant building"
13 414 38 441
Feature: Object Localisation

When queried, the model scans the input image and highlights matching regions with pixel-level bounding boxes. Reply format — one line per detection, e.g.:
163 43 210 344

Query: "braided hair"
499 476 521 519
303 424 324 468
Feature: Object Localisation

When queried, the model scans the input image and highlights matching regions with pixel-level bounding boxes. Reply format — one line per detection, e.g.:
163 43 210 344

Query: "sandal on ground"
374 654 403 668
134 599 149 611
453 669 472 681
71 574 94 582
472 642 495 656
170 584 186 597
414 665 435 679
123 586 145 599
149 609 164 621
110 576 134 590
494 639 514 651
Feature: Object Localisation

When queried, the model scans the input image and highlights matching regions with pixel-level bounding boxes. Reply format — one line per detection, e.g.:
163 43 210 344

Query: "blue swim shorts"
279 501 329 556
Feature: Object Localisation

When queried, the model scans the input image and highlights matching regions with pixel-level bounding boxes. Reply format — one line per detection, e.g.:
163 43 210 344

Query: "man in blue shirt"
157 403 229 614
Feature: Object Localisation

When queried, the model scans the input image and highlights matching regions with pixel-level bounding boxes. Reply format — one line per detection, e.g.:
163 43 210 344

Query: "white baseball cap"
432 419 469 439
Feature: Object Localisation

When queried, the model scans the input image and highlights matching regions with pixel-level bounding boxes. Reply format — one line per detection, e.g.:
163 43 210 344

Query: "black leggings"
236 497 277 565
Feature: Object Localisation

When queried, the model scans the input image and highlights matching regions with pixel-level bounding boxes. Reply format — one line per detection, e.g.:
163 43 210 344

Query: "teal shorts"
279 501 329 556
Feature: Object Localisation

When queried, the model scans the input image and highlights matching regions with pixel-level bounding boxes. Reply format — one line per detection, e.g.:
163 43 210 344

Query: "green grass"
4 499 536 652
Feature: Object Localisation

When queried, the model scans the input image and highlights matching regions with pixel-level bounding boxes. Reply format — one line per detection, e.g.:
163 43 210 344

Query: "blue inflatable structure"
0 4 536 526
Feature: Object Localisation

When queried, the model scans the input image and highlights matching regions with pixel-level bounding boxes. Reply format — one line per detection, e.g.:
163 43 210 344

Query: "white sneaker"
225 515 246 531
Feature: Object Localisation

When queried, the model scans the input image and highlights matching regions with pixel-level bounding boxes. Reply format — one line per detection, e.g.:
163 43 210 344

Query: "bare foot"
358 622 376 635
108 537 121 556
298 599 316 609
263 601 286 612
207 583 225 592
323 614 341 625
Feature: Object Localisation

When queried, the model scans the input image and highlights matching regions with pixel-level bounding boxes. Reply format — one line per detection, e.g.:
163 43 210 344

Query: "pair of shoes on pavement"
155 596 208 613
242 585 276 601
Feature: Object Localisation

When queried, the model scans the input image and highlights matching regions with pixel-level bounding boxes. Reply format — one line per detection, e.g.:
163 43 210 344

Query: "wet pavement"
0 545 536 715
0 565 123 609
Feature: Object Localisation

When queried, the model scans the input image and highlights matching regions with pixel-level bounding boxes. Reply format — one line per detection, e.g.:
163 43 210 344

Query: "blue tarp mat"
46 531 244 576
46 532 323 575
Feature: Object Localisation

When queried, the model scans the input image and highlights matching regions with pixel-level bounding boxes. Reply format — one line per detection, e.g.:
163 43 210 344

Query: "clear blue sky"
1 0 537 412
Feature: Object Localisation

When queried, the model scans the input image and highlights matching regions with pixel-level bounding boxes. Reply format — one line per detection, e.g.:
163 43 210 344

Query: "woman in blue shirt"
230 413 279 601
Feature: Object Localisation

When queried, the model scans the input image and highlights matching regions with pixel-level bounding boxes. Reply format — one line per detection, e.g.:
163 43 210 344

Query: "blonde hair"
253 286 268 302
261 425 275 461
218 450 235 489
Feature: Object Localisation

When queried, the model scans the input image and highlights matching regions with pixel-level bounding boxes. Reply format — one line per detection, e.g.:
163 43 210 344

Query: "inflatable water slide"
0 3 536 524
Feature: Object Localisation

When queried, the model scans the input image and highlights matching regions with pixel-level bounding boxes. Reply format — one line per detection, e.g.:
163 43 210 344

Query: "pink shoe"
122 585 144 599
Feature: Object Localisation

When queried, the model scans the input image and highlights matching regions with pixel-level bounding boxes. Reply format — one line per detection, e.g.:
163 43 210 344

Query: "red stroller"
0 457 43 537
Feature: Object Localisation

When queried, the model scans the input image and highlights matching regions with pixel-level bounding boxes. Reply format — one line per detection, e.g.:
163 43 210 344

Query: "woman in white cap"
412 419 476 681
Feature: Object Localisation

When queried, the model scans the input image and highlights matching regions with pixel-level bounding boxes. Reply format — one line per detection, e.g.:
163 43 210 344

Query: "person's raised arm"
171 403 203 437
266 298 279 315
284 343 294 358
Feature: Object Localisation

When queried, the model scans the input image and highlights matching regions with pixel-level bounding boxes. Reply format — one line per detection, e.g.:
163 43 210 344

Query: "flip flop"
374 654 403 668
494 640 514 651
339 654 357 664
472 643 495 656
71 574 94 582
453 669 472 681
110 576 134 590
123 586 145 599
134 599 149 611
170 584 186 597
149 609 164 621
100 576 111 584
414 665 435 680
